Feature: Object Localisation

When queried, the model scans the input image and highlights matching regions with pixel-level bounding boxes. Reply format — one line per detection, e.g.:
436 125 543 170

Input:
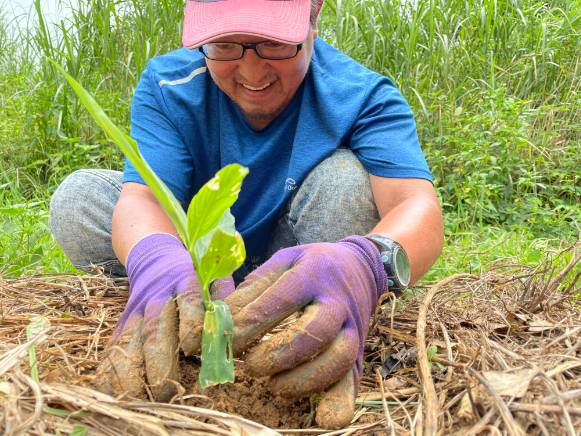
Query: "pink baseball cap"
183 0 320 49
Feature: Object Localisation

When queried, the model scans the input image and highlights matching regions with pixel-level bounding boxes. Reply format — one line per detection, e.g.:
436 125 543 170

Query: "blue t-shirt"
124 38 432 255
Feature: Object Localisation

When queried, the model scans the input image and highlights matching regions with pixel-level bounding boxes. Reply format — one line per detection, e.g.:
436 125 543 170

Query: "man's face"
205 28 317 130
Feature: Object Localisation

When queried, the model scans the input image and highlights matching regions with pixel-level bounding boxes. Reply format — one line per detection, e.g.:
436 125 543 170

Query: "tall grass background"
0 0 580 279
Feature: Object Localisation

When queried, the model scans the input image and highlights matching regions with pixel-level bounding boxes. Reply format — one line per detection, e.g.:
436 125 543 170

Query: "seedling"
427 345 444 371
52 60 247 388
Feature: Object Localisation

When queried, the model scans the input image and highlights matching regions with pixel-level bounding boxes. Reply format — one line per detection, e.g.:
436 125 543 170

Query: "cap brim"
183 0 312 49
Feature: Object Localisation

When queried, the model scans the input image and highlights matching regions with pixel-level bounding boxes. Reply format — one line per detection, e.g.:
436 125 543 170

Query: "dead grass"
1 241 581 435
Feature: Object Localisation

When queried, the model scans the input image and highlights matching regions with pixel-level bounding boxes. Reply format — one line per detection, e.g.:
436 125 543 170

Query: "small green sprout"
68 426 89 436
427 345 445 371
52 60 247 388
26 326 40 384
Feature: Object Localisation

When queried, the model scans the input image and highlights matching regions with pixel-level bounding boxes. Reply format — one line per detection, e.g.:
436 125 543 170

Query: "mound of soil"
179 358 312 429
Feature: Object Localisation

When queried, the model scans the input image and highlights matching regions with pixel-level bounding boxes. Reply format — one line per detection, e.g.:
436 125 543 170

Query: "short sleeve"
348 78 433 182
123 66 194 201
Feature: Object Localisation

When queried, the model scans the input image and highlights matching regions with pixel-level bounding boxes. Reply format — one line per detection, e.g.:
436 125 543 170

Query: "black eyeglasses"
199 41 303 61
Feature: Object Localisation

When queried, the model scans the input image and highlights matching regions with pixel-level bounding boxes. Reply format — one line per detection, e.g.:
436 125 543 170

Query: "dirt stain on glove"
316 368 356 430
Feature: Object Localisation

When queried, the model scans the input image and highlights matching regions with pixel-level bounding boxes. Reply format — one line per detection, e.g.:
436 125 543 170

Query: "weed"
427 345 444 370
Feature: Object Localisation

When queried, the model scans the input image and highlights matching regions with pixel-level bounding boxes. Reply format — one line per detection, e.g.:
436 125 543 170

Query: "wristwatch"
364 234 411 297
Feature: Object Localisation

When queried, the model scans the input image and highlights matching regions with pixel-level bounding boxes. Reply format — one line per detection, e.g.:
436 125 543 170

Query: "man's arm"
368 175 444 284
112 182 181 266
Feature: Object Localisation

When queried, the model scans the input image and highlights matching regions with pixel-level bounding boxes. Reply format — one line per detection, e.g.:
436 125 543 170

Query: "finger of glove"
244 300 344 377
93 317 147 399
178 293 205 356
143 296 179 402
229 268 312 356
316 368 357 430
226 253 304 356
267 327 358 398
175 269 205 356
210 276 236 301
225 265 291 318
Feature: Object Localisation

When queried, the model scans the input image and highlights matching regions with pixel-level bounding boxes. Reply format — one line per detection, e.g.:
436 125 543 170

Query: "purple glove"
94 234 234 401
226 235 388 429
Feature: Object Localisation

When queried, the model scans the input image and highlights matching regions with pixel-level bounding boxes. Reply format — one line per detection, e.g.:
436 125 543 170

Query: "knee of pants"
49 169 125 276
289 148 380 244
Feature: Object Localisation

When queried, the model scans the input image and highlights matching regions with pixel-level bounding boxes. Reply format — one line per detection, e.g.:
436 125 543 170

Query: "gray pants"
49 148 380 282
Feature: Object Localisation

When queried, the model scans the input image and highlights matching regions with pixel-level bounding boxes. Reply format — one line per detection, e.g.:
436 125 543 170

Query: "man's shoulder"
143 47 208 88
312 39 386 87
310 39 401 106
307 39 406 126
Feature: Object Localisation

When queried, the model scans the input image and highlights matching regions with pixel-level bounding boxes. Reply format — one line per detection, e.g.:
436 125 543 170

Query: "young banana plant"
52 60 247 388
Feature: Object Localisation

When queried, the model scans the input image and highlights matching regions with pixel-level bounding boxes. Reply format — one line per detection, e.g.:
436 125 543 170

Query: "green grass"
0 0 579 283
425 225 579 283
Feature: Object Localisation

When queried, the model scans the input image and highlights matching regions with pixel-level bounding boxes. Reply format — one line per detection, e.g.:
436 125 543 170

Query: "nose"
237 49 271 84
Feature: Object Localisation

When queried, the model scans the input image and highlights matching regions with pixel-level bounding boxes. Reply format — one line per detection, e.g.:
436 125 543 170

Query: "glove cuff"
126 233 187 279
337 235 389 303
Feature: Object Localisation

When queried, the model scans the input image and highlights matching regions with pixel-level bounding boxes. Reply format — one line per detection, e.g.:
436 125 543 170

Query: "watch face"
394 247 411 287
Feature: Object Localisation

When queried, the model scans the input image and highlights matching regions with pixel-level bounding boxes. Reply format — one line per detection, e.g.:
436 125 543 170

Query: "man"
49 0 443 429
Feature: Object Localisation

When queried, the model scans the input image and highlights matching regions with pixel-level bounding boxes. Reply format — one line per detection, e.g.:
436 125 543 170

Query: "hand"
94 233 234 401
226 236 388 429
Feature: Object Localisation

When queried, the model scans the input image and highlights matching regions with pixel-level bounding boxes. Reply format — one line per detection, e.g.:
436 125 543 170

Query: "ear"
312 0 322 38
316 0 324 16
312 0 322 39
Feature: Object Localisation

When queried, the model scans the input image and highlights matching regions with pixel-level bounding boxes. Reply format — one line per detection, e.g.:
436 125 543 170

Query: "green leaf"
526 249 542 264
197 228 246 294
427 345 438 360
0 206 23 216
50 59 188 243
186 164 248 252
199 300 234 388
43 406 91 418
2 220 14 234
26 317 49 385
194 209 236 262
69 425 88 436
26 326 40 384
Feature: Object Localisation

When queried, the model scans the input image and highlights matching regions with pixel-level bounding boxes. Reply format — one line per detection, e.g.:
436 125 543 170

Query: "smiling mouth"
242 82 272 91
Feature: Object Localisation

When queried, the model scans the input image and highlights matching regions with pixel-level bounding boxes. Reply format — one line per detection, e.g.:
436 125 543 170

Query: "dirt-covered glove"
226 235 388 429
94 233 234 401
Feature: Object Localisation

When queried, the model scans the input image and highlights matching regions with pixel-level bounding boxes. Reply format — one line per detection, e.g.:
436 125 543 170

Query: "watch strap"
364 234 409 297
364 234 398 253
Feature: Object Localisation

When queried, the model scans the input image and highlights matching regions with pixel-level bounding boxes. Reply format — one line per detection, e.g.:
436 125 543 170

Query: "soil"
179 357 312 429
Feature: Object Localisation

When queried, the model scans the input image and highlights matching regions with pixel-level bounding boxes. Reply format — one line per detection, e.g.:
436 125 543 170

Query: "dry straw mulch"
1 240 581 436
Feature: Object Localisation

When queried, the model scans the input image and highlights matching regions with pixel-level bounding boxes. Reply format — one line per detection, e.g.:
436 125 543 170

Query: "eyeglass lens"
204 42 299 60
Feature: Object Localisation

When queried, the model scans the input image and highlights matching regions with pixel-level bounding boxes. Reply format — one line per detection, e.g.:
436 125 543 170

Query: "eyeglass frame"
198 41 304 61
